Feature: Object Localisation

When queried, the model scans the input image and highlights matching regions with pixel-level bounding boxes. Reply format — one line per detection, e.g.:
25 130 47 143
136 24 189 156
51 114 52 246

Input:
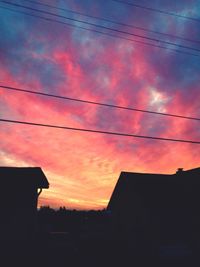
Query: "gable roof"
0 167 49 188
107 167 200 211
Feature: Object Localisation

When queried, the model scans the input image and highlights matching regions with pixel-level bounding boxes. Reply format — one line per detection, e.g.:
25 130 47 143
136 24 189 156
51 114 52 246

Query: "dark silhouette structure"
0 167 49 241
107 167 200 259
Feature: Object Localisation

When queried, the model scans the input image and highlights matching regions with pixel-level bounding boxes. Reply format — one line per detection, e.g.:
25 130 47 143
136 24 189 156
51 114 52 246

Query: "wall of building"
0 186 38 241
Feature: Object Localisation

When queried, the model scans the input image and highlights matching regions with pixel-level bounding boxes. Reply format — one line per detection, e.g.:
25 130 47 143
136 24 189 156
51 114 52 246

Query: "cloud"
0 0 200 209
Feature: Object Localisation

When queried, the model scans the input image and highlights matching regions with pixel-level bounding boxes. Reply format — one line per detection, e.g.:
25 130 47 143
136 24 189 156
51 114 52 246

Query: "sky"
0 0 200 210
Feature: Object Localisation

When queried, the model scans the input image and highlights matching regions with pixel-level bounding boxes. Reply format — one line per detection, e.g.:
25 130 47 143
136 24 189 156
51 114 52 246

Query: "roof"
107 167 200 211
0 167 49 188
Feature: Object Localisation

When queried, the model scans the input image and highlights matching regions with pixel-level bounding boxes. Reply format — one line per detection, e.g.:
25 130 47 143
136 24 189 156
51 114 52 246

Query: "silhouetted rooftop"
107 167 200 211
0 167 49 188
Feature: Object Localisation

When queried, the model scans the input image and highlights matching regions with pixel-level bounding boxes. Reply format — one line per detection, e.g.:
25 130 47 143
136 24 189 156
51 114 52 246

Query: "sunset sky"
0 0 200 209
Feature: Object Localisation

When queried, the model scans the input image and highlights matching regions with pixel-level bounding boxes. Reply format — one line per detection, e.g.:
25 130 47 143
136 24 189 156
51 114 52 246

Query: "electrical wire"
111 0 200 22
2 1 200 53
0 5 199 57
23 0 200 45
1 85 200 121
0 118 199 144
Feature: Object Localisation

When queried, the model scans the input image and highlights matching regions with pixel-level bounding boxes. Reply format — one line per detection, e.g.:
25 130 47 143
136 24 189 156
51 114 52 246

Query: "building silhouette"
0 167 49 241
107 167 200 257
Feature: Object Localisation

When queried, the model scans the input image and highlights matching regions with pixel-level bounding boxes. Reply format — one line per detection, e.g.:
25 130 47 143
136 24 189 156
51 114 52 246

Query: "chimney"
176 168 184 174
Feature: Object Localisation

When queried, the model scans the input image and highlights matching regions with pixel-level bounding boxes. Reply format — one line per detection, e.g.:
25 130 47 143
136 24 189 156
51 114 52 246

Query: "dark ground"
1 207 200 267
1 233 200 267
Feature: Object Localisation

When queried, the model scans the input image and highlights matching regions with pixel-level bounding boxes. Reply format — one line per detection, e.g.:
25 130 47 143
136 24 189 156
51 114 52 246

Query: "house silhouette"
107 167 200 256
0 167 49 241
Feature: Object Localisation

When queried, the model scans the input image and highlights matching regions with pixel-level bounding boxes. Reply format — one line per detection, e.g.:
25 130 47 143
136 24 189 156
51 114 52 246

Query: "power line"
111 0 200 22
2 1 200 53
23 0 200 45
1 85 200 122
0 5 199 58
0 118 199 144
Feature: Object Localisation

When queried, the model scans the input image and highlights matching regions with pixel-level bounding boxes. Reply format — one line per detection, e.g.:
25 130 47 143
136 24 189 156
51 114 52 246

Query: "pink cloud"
1 1 200 209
